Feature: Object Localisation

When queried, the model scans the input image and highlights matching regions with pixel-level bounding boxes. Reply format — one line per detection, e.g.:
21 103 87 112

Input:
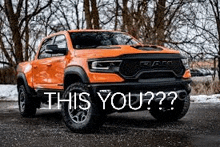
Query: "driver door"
32 37 54 89
46 35 67 89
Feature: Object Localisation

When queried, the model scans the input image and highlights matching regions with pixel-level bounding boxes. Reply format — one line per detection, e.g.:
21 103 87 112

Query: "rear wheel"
149 95 190 121
61 83 105 133
18 85 36 117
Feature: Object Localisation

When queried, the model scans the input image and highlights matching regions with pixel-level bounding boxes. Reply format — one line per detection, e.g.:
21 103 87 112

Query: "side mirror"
45 45 68 55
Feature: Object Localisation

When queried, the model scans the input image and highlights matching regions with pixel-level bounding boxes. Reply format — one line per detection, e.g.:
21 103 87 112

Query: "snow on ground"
0 84 220 103
0 85 17 101
191 94 220 103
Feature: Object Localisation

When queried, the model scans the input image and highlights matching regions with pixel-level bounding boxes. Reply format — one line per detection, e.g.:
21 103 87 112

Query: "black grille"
139 72 176 79
119 59 184 78
119 60 141 76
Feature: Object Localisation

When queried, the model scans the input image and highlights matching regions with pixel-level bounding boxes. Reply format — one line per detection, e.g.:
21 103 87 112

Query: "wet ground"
0 102 219 147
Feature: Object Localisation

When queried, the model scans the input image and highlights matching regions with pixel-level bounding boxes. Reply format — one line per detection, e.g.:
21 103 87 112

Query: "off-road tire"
18 85 36 117
149 95 190 121
61 83 105 133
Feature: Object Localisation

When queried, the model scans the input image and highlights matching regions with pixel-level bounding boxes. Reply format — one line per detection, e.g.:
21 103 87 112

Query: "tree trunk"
4 0 23 63
74 2 80 29
25 0 29 61
91 0 99 29
24 26 29 61
84 0 92 29
154 0 166 46
122 0 128 32
218 50 220 81
216 17 220 81
114 0 119 30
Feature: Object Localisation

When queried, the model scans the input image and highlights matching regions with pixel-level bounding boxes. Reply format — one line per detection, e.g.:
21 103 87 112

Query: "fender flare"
64 66 90 84
17 72 33 94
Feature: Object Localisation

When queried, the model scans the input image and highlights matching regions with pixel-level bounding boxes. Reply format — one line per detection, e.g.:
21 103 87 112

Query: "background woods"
0 0 220 83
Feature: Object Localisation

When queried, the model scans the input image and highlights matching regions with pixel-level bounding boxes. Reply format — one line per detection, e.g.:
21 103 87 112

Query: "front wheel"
18 85 36 117
61 83 105 133
149 95 190 121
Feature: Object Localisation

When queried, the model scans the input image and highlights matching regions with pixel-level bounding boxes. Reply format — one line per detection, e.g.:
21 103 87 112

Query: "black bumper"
89 78 192 96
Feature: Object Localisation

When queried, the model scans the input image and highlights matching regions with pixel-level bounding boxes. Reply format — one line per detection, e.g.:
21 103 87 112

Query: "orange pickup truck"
17 30 191 132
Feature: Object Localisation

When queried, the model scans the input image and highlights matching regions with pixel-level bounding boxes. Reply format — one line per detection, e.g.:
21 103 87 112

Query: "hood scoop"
132 45 163 51
96 46 121 49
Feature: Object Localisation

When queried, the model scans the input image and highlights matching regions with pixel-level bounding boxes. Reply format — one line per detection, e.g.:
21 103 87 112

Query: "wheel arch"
17 72 33 94
64 66 90 90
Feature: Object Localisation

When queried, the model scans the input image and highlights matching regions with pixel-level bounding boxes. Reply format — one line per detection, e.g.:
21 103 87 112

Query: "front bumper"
88 78 191 112
89 78 191 95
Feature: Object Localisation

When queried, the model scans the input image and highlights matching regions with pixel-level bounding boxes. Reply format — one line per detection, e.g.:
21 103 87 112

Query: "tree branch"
16 0 24 18
19 0 52 28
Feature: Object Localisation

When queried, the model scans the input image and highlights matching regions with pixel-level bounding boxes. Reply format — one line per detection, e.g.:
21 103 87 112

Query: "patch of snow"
7 105 18 109
0 85 18 101
190 94 220 103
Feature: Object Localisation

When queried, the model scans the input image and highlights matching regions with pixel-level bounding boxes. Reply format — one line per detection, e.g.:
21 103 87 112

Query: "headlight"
89 60 122 72
181 58 189 69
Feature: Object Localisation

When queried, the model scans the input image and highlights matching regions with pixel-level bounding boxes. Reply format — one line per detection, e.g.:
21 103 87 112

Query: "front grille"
119 60 141 76
139 72 176 79
119 59 184 78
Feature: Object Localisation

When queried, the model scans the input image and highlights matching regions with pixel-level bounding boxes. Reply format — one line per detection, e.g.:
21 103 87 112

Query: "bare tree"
84 0 92 29
84 0 100 29
154 0 166 45
0 0 219 81
91 0 100 29
0 0 52 66
208 0 220 79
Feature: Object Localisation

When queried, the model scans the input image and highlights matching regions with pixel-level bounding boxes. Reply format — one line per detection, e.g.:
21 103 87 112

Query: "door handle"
47 63 52 67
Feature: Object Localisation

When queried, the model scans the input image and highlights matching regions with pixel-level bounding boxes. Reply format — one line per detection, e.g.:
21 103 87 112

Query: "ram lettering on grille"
119 59 184 78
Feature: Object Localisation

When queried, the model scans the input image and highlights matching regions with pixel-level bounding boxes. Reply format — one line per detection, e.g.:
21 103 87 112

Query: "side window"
52 35 67 57
54 35 67 48
38 38 53 59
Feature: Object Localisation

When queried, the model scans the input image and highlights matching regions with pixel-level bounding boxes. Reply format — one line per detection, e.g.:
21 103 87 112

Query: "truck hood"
74 45 180 59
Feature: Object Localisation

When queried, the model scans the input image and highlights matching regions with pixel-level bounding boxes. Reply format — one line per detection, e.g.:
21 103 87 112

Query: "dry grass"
191 80 220 95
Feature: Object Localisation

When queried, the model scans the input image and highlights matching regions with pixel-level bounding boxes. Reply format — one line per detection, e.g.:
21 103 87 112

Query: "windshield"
70 32 140 49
